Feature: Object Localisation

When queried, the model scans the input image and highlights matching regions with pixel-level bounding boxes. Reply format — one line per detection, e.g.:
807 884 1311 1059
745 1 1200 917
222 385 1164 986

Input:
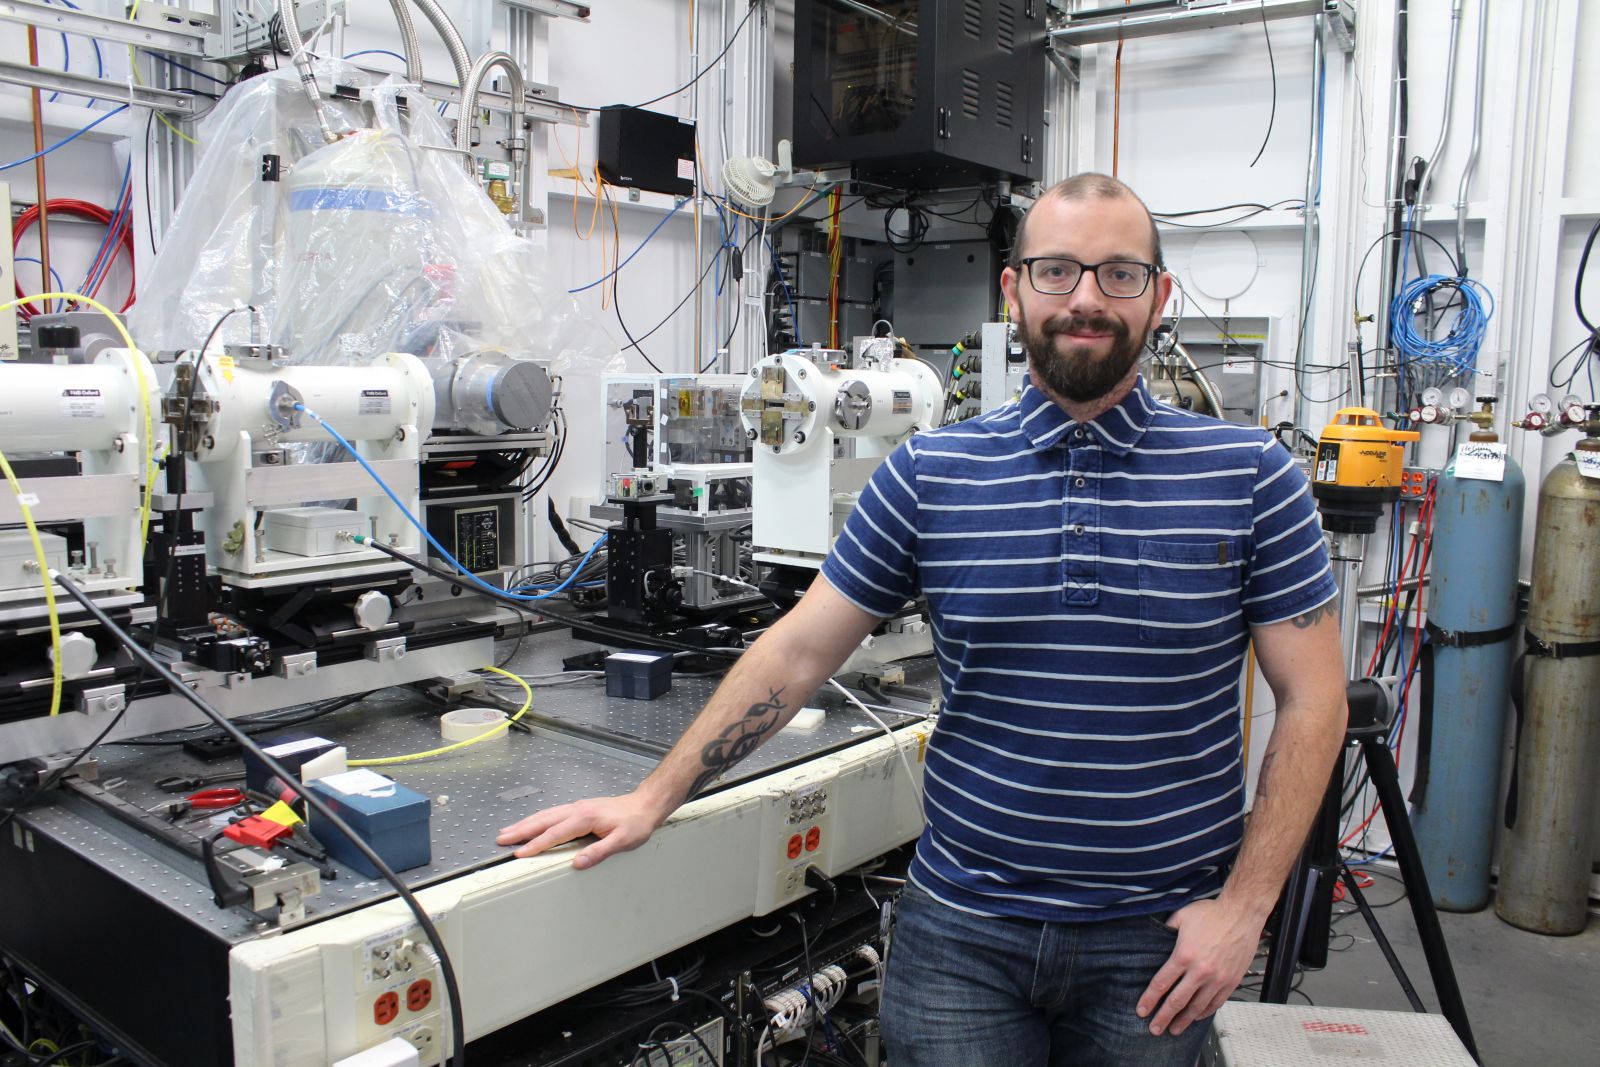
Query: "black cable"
143 108 159 256
791 910 816 1067
0 698 131 842
33 1040 103 1067
648 1021 720 1065
107 692 368 746
1151 200 1301 218
46 572 469 1067
555 1 759 114
356 537 745 660
1576 216 1600 335
1248 0 1277 168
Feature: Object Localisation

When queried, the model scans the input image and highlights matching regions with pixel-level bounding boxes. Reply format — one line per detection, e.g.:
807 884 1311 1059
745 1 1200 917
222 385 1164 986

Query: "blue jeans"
881 881 1212 1067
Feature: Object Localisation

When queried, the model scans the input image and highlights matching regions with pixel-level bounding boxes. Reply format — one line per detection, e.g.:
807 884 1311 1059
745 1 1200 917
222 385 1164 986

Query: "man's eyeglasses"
1020 257 1158 299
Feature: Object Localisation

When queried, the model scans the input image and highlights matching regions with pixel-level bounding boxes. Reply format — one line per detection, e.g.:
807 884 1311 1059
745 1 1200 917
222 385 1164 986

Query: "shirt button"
1074 477 1086 488
1073 524 1085 535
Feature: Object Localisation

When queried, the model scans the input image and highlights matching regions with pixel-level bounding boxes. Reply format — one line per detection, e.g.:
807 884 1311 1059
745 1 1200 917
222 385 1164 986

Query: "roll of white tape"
440 707 510 743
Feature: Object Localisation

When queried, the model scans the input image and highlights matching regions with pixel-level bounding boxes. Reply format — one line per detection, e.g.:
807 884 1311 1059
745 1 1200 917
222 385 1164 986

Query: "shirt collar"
1016 373 1159 456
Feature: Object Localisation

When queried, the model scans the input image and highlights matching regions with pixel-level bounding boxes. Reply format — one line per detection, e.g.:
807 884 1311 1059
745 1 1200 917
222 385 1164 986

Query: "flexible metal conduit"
409 0 474 89
276 0 338 143
387 0 424 84
456 51 527 189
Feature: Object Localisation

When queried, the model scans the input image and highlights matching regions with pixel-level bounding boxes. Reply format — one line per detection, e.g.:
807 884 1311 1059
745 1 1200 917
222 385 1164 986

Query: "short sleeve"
1240 439 1337 625
819 439 920 617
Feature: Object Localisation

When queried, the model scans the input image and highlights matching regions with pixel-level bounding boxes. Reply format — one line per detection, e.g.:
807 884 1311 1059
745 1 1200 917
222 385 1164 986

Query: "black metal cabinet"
793 0 1046 187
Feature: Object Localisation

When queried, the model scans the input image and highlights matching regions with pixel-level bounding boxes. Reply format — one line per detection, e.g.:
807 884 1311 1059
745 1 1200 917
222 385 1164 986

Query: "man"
499 173 1346 1065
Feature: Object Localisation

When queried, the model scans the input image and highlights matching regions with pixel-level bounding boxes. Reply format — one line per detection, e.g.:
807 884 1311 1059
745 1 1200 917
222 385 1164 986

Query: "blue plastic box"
306 770 431 878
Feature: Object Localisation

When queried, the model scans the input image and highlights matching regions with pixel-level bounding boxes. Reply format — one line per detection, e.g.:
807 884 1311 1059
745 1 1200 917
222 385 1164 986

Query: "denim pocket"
1143 912 1180 937
1137 539 1244 643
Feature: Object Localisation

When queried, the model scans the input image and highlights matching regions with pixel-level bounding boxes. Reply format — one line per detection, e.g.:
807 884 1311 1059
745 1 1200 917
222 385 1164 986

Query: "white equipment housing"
229 724 928 1067
187 351 435 587
739 347 942 569
0 348 159 612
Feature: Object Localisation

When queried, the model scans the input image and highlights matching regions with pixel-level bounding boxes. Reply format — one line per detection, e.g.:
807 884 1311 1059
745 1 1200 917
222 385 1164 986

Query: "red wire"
1342 483 1436 850
11 197 136 318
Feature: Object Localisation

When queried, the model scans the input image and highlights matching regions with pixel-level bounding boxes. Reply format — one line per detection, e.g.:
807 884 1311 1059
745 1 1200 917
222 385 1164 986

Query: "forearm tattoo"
1290 601 1338 629
1254 752 1277 797
686 686 789 798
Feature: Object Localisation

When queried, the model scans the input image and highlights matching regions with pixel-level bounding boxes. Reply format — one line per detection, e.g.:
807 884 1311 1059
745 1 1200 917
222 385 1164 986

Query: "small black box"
605 650 674 701
596 107 696 197
243 733 339 793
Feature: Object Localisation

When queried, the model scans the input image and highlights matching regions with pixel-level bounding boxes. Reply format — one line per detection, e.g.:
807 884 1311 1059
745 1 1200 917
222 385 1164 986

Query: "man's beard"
1016 306 1148 403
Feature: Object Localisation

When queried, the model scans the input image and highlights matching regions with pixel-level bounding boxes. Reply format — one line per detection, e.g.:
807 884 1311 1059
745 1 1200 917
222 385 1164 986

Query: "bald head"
1007 173 1164 271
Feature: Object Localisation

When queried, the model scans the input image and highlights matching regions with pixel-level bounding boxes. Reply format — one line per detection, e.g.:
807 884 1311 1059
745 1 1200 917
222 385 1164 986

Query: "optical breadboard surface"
1210 1003 1478 1066
6 639 925 943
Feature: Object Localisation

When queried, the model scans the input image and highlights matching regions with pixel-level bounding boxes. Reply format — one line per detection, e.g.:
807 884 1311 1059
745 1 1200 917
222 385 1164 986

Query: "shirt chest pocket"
1137 539 1245 644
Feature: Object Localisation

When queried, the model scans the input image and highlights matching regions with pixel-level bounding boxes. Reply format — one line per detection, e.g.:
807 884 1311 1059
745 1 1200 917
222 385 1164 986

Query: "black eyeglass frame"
1019 257 1161 299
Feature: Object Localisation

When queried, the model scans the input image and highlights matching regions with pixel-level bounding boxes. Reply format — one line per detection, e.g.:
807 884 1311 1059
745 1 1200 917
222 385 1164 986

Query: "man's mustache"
1041 314 1129 338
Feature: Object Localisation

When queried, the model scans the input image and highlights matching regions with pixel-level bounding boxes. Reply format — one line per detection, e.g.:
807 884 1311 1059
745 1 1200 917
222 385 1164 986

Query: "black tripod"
1260 678 1479 1062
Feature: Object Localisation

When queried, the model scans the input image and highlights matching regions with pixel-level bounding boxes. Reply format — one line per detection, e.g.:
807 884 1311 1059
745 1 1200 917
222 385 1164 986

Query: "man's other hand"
496 793 663 869
1134 897 1262 1036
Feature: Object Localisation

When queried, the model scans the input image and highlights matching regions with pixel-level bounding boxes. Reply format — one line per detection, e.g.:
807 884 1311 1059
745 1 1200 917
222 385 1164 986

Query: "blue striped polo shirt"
820 374 1337 921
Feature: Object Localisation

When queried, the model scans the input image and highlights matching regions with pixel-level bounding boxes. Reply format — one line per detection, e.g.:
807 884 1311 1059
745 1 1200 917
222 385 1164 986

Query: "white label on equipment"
171 543 207 556
358 388 391 415
320 768 397 798
892 390 913 415
15 492 38 507
1575 451 1600 481
676 157 695 181
1221 357 1253 375
1454 442 1506 482
60 388 104 419
265 735 333 758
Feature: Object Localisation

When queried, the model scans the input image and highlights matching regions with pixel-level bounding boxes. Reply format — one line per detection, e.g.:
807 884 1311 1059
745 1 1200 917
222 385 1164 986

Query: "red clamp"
224 815 292 850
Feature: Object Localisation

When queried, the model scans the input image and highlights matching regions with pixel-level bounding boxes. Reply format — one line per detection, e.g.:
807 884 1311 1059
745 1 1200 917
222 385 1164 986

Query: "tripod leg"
1360 736 1480 1061
1337 863 1425 1012
1261 754 1346 1001
1261 837 1323 1001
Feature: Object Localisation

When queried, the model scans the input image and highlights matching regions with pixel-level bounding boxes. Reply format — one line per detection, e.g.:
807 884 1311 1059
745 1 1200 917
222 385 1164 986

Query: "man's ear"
1147 271 1174 332
1000 265 1022 321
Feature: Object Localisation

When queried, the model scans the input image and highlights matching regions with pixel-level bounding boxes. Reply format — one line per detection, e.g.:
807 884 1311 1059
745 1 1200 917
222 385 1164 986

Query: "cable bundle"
10 177 136 320
1388 272 1494 382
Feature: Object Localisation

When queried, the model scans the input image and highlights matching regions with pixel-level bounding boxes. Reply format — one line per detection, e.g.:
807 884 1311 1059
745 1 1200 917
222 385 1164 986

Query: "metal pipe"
408 0 474 89
1413 0 1465 233
25 26 49 304
1454 0 1487 274
691 0 704 372
1293 15 1324 430
1172 341 1225 420
1374 0 1410 401
1357 575 1429 599
456 51 527 203
386 0 424 83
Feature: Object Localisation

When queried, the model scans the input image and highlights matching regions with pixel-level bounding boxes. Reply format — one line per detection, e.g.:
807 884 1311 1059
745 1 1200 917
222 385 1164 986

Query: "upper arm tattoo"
1289 601 1338 629
687 686 789 798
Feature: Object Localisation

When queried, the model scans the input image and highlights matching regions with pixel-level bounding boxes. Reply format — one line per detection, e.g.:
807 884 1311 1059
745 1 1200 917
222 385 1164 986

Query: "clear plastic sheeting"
130 59 619 428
